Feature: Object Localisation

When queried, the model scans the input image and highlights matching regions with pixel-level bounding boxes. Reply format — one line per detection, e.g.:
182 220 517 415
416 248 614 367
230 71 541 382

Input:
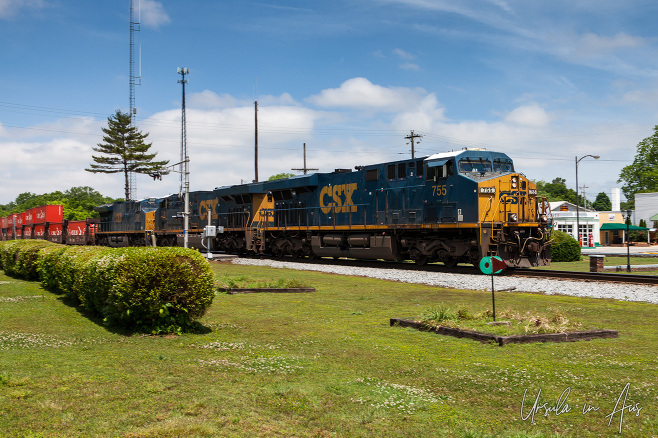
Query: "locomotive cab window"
458 159 492 174
366 169 379 182
426 160 453 181
493 159 514 173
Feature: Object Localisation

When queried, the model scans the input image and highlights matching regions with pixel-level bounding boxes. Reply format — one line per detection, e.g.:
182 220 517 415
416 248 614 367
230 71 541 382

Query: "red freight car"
24 208 35 225
34 224 46 239
46 223 63 244
1 216 6 241
34 205 63 224
65 219 99 245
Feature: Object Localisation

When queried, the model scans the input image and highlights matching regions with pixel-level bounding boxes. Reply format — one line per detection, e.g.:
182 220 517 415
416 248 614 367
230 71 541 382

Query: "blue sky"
1 0 657 204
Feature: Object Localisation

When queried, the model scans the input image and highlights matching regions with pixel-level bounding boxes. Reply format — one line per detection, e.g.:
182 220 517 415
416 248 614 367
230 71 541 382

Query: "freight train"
1 149 552 268
0 205 98 246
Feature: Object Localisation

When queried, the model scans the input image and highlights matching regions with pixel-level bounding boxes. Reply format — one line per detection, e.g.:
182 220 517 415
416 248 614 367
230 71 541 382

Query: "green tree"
86 111 169 200
618 125 658 209
268 172 296 181
591 192 612 211
0 187 117 219
535 178 578 204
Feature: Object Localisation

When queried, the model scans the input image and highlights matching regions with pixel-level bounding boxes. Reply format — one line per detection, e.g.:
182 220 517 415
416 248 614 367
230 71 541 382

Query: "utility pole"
405 130 422 159
292 143 318 175
178 67 190 249
254 99 258 182
580 185 589 209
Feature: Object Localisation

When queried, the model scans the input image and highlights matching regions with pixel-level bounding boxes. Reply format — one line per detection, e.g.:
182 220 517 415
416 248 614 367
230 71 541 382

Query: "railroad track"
503 269 658 285
233 255 658 285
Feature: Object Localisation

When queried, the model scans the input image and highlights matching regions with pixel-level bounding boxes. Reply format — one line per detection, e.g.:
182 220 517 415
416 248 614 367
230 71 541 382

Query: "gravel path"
232 258 658 305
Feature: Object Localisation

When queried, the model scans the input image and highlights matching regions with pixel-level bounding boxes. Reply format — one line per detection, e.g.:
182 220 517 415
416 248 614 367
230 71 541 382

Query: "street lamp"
575 155 600 246
625 209 632 273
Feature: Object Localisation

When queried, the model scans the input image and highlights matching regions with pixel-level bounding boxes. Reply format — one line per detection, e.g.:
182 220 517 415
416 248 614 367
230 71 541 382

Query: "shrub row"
0 240 215 333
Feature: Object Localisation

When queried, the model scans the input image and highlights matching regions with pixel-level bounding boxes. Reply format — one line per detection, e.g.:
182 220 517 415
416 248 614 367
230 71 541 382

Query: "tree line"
534 178 621 211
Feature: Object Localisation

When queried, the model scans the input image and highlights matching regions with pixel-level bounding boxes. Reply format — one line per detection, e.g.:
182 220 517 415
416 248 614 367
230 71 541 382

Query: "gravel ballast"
232 258 658 304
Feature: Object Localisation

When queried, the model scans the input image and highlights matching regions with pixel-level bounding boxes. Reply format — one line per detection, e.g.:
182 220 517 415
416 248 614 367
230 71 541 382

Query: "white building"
635 192 658 226
549 201 600 247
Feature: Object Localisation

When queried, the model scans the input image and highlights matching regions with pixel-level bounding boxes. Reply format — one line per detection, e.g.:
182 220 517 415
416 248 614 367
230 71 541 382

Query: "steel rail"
247 255 658 285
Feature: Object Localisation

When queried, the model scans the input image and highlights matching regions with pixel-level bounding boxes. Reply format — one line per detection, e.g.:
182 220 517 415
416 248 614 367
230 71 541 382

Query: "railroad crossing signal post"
479 256 507 321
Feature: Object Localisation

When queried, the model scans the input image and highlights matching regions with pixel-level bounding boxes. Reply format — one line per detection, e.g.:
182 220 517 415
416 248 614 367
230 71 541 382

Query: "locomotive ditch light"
508 213 518 222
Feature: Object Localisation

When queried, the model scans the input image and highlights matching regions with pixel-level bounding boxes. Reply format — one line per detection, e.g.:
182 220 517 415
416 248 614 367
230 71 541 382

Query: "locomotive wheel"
443 256 458 267
414 255 428 266
409 247 428 266
468 250 481 267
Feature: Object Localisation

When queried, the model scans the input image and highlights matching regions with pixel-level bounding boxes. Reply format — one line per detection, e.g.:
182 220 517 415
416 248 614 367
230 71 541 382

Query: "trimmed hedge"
0 241 215 333
550 230 581 262
0 239 55 280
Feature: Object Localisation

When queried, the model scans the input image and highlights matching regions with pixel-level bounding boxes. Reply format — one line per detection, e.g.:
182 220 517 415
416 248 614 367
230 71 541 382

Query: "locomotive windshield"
459 159 492 173
493 158 514 172
457 157 514 180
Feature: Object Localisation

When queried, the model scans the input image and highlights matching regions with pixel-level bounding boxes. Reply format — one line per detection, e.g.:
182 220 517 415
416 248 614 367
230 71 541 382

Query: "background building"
549 201 599 247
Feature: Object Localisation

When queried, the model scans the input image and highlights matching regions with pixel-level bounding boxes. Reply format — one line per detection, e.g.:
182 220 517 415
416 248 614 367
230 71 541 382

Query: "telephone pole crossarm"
405 130 422 159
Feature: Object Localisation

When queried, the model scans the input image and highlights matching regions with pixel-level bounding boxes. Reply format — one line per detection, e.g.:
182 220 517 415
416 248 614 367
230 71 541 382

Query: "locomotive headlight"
511 176 518 189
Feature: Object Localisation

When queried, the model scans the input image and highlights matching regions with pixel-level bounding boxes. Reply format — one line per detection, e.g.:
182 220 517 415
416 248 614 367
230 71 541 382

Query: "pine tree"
86 111 169 200
591 192 612 211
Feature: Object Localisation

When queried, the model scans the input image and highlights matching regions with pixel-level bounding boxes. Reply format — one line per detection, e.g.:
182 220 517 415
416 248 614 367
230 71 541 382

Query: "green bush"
47 246 107 301
0 240 55 279
2 241 215 333
550 230 581 262
36 244 69 291
92 247 215 333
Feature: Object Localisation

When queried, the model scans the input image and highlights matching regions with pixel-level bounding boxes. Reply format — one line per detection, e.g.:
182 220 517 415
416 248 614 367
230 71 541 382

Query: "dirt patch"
390 318 618 346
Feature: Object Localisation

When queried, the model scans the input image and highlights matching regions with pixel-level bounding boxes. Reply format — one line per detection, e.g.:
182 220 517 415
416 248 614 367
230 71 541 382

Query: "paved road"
582 245 658 256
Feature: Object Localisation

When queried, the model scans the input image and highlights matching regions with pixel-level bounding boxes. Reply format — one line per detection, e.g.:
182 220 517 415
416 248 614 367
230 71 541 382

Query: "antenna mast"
178 67 190 249
128 0 141 200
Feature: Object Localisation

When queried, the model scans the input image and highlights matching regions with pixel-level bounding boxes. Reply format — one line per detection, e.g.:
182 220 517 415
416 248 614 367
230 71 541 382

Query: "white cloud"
399 62 420 71
0 78 639 204
0 0 46 18
139 0 171 28
393 48 415 60
573 32 646 56
392 94 446 131
306 77 428 112
189 90 240 109
504 104 551 128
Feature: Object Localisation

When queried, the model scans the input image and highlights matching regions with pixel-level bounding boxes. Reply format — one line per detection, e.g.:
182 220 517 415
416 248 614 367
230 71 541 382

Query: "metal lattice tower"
178 68 190 248
128 0 141 200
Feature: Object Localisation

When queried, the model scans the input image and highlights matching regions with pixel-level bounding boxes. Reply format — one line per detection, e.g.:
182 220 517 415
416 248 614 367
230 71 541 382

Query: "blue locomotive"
94 149 551 268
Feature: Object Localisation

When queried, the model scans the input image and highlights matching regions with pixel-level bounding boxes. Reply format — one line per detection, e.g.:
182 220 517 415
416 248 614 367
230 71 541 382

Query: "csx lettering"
320 183 357 214
199 199 219 221
499 191 527 204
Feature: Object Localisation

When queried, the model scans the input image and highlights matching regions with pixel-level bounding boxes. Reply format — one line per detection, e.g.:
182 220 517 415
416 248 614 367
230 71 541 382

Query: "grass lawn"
0 262 657 437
